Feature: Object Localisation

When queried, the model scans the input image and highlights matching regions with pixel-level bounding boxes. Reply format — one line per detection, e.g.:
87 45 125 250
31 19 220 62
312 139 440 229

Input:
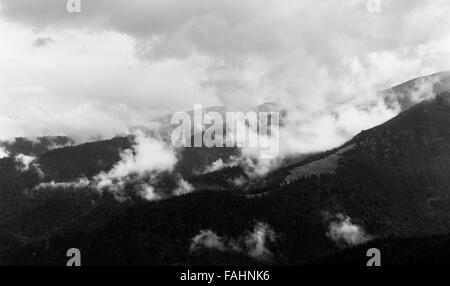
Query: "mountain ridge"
1 75 450 265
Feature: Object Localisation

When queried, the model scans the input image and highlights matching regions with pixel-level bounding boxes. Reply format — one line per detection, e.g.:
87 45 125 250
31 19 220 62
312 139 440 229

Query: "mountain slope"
281 91 450 237
382 71 450 111
1 92 450 265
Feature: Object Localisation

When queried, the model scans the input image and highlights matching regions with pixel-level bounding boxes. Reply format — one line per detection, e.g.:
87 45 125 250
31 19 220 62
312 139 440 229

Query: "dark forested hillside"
309 233 450 266
38 136 133 181
279 92 450 238
1 92 450 266
0 136 73 156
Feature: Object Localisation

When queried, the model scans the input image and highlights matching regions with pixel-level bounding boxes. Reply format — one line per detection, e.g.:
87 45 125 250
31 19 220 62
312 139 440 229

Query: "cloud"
1 1 447 61
14 153 36 171
190 230 226 252
93 131 178 196
243 222 277 259
30 131 194 201
0 146 9 158
383 72 449 110
173 177 194 196
32 36 54 47
138 184 161 201
228 176 246 187
95 132 177 186
325 213 372 248
202 154 280 178
47 140 74 151
202 157 238 174
0 0 449 157
13 153 45 177
190 222 277 261
33 177 90 190
0 21 213 142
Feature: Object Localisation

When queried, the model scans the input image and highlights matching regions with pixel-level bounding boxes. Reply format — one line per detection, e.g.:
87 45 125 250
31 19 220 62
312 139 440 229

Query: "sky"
0 0 450 153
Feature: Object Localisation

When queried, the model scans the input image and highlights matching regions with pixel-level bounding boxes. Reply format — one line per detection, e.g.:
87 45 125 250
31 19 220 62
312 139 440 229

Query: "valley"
0 75 450 266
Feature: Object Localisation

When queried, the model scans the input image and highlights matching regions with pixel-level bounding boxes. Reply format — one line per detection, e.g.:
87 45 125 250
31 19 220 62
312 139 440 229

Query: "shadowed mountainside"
0 82 450 265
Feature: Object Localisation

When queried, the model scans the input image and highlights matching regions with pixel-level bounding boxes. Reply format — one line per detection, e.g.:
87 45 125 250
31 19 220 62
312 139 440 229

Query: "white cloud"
202 155 280 178
229 176 246 187
13 153 45 177
139 184 161 201
0 0 449 156
28 131 195 201
93 131 177 193
173 178 194 196
0 146 9 158
243 222 277 259
33 177 90 190
190 230 226 252
190 222 277 261
202 157 238 174
325 213 372 247
14 153 37 171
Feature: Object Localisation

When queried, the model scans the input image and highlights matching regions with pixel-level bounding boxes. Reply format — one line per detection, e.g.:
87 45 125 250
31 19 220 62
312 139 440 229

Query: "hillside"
0 91 450 265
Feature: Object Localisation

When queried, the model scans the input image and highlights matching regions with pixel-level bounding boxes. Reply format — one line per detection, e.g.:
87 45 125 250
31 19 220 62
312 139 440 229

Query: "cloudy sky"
0 0 450 151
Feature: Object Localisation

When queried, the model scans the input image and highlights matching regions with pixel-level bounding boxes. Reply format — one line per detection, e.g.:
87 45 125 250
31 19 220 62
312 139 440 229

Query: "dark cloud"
32 36 54 47
0 0 443 61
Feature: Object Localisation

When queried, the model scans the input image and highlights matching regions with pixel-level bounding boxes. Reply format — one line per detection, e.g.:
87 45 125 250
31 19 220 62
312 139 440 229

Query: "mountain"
130 103 284 177
0 81 450 265
277 91 450 239
382 71 450 111
132 102 283 140
0 136 74 157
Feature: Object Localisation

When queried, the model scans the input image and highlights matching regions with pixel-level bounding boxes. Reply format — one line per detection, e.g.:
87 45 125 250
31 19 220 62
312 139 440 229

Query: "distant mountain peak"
382 71 450 111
